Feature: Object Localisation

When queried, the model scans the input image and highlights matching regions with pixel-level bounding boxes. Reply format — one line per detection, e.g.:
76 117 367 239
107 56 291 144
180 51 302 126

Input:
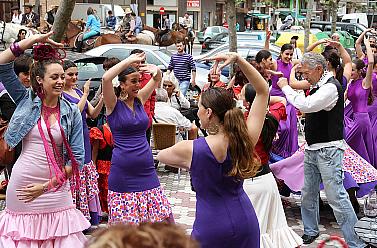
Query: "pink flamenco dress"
0 119 90 247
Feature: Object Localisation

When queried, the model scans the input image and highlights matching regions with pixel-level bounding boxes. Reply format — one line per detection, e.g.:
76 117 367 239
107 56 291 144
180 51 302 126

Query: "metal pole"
161 14 162 29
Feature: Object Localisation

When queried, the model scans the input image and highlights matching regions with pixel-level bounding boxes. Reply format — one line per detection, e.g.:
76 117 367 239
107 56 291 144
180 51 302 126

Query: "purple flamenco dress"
63 89 101 225
106 99 171 225
344 78 376 167
270 144 377 198
190 137 260 248
270 60 298 158
368 73 377 156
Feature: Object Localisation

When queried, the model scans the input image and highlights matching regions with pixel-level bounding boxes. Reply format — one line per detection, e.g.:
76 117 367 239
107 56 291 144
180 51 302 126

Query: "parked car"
310 21 366 42
85 44 228 89
195 42 281 77
196 26 228 44
201 31 277 53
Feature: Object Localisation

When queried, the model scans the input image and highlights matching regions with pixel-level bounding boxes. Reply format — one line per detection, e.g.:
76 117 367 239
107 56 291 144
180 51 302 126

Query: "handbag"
0 114 15 166
174 94 197 122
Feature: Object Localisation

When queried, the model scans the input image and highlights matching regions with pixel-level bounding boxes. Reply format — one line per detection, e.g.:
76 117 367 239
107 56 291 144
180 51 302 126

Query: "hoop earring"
206 121 219 135
119 90 128 101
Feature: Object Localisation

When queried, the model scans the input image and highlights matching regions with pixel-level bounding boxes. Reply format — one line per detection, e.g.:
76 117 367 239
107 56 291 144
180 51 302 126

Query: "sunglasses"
163 84 173 88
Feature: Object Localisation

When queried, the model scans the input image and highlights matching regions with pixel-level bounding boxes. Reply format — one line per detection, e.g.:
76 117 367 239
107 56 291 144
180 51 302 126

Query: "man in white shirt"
277 53 364 248
154 88 197 140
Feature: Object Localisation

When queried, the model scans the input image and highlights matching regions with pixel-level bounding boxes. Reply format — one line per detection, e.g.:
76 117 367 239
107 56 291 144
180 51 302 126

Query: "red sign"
187 0 200 7
159 7 165 15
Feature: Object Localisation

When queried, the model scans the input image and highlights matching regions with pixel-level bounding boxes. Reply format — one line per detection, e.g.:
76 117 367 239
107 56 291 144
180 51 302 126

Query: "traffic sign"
159 7 165 15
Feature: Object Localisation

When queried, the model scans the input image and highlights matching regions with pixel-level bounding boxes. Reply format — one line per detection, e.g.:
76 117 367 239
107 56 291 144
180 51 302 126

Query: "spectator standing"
21 4 40 28
11 6 22 25
168 41 196 96
106 10 116 30
44 5 58 30
13 54 33 88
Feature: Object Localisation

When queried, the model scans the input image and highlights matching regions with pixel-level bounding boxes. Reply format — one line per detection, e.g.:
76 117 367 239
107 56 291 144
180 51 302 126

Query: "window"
145 51 165 67
102 48 131 60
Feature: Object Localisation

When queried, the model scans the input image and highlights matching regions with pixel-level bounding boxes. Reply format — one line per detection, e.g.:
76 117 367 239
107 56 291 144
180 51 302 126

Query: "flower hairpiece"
33 44 66 62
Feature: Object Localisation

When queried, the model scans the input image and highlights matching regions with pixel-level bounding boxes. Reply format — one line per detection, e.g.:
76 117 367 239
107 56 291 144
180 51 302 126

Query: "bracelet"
10 42 24 57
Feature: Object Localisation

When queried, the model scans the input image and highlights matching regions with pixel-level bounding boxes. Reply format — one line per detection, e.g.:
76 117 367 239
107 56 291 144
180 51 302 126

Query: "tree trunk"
330 0 338 34
51 0 77 42
304 0 314 52
178 0 187 21
226 0 237 77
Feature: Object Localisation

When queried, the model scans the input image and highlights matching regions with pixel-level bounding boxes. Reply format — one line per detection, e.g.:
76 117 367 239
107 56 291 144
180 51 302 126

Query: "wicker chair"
152 123 177 150
152 122 183 180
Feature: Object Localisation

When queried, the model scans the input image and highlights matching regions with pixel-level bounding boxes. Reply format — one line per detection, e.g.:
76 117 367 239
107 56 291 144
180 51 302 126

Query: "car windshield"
76 61 105 80
155 50 172 63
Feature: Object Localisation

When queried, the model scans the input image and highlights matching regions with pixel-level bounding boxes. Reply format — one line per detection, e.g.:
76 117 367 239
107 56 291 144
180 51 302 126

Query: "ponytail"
223 107 261 179
261 114 279 152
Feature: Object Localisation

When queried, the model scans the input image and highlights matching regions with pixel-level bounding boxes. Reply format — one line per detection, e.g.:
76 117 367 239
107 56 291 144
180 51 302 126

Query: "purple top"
372 72 377 97
270 60 293 97
190 137 259 247
107 99 160 193
62 89 91 163
348 78 369 113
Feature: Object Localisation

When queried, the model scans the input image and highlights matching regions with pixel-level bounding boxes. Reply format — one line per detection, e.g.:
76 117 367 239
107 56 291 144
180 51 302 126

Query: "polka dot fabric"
108 186 172 225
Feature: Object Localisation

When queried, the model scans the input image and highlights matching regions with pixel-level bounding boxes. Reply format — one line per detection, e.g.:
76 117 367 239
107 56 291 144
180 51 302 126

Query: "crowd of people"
0 21 377 248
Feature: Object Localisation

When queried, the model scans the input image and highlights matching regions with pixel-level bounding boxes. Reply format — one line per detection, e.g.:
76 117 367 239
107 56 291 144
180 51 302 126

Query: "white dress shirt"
281 71 347 150
155 102 192 130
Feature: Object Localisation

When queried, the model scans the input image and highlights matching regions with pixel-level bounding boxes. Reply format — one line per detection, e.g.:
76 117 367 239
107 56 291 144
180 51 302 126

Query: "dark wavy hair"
353 59 374 105
323 51 344 86
114 66 139 98
30 44 64 99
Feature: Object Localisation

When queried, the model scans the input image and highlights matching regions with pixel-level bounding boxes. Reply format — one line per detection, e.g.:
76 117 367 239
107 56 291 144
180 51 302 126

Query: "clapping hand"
83 79 91 96
139 64 162 81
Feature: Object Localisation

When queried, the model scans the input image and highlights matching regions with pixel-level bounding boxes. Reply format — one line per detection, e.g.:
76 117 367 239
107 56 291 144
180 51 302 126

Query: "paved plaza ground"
158 166 367 248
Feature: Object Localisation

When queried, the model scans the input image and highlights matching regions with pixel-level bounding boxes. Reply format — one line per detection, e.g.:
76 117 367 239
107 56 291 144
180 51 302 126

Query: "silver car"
85 44 228 89
196 26 229 44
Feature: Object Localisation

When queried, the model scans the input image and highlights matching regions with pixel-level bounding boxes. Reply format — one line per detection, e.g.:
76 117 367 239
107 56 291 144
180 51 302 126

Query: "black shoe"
302 233 319 244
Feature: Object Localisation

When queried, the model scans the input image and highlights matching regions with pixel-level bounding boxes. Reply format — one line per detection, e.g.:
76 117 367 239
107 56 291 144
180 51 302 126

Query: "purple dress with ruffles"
345 78 376 167
106 99 171 224
270 59 298 158
62 89 101 224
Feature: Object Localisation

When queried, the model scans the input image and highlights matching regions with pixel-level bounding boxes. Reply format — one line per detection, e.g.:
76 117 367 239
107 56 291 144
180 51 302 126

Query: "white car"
85 44 228 89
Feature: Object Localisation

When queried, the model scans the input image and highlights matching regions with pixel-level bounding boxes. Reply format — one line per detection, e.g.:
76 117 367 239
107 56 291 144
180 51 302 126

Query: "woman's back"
190 137 260 248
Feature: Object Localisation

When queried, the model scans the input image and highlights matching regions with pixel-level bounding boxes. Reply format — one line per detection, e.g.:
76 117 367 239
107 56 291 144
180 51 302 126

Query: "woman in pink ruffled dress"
0 32 90 247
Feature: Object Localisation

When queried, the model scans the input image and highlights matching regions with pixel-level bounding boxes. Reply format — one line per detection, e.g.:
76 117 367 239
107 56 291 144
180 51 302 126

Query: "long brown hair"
200 88 260 179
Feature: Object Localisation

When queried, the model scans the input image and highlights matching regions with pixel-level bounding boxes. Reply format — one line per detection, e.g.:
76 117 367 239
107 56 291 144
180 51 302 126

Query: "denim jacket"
0 62 85 168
